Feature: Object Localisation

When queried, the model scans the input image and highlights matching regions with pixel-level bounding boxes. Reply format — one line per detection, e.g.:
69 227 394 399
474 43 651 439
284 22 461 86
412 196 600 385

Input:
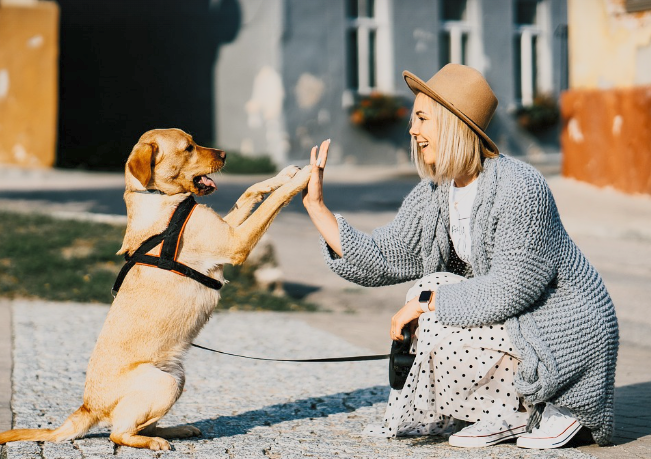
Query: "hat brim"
403 71 498 155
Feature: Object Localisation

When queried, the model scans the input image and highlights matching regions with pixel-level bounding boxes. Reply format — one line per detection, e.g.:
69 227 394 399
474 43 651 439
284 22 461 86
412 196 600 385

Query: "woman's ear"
126 142 157 187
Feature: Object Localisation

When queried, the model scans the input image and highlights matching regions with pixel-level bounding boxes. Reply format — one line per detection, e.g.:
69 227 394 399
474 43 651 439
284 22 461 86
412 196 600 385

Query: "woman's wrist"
305 199 328 216
418 290 435 313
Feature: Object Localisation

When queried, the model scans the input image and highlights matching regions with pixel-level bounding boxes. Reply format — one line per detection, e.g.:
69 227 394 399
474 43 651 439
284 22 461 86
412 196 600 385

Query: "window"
346 0 393 94
514 0 552 106
440 0 471 67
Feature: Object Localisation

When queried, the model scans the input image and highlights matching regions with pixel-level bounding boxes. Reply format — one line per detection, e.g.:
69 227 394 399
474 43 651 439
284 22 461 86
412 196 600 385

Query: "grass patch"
0 211 315 311
221 152 277 174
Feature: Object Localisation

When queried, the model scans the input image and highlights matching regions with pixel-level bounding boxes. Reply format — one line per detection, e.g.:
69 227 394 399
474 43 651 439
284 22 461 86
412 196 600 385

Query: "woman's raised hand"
302 139 330 211
302 139 343 257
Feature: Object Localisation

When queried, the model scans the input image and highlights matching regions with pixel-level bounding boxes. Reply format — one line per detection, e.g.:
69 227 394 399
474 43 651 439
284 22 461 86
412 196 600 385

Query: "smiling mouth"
193 175 217 194
418 141 429 148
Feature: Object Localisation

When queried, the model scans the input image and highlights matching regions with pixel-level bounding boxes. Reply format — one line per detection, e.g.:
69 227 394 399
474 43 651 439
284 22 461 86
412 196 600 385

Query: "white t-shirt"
448 178 479 264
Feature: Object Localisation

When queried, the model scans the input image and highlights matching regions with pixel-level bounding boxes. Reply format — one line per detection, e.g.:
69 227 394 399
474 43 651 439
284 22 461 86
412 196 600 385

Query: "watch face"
418 290 432 303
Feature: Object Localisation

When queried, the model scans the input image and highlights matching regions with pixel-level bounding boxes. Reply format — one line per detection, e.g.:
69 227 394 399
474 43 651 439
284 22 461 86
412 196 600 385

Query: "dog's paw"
291 164 312 186
278 165 300 179
148 437 171 451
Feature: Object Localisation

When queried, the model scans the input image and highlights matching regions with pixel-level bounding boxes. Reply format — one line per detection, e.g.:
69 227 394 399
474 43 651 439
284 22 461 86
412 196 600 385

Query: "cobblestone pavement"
5 301 597 459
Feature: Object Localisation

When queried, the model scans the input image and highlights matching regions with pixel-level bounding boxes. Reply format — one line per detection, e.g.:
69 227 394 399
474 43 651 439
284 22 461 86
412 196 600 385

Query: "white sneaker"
517 404 582 449
448 411 528 448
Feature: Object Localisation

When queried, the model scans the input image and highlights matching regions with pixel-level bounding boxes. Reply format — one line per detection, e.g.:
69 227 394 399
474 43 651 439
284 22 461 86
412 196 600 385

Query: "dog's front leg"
223 165 301 227
226 165 311 265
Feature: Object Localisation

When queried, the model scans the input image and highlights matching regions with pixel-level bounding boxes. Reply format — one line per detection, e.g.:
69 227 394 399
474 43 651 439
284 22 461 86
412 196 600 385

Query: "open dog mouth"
193 174 217 194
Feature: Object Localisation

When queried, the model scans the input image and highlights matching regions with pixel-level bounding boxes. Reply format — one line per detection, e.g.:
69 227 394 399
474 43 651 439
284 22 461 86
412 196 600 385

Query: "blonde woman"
302 64 618 449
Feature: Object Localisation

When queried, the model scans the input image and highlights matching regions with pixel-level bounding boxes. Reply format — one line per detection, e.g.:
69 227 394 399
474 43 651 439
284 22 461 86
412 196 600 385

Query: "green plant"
222 151 277 174
0 211 315 311
515 95 560 133
349 92 409 130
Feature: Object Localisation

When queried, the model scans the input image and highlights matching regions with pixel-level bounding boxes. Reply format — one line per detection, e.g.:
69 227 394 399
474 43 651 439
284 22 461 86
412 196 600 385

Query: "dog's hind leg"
141 421 201 440
108 365 181 450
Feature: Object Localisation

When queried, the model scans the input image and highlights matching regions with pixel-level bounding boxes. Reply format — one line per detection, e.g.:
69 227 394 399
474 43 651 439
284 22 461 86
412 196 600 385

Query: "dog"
0 128 312 450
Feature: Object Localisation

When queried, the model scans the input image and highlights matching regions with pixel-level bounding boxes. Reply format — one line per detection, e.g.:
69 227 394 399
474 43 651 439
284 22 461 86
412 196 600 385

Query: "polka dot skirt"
364 272 523 437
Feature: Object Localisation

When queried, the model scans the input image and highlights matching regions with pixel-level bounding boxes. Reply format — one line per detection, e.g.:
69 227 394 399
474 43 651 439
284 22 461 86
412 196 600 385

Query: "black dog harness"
112 195 223 296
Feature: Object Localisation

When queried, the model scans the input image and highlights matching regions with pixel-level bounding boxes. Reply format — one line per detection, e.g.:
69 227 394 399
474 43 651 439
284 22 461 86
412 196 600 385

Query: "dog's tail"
0 405 98 444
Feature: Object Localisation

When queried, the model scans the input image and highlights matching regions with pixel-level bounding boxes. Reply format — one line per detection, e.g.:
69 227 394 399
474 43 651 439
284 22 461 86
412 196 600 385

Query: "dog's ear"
126 142 157 187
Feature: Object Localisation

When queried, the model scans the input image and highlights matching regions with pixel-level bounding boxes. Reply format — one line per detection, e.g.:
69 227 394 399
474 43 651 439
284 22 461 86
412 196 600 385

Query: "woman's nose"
409 123 419 137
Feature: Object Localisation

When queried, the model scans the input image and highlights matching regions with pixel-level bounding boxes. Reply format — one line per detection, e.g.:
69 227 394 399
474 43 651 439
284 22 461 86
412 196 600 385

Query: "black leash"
191 343 389 363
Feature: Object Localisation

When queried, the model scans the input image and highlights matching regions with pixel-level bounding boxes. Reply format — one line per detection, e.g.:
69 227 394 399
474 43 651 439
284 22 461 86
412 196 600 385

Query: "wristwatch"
418 290 434 313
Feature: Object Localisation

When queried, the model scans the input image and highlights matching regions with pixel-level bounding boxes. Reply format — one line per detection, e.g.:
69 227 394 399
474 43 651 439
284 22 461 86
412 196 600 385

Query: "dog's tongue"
200 175 216 189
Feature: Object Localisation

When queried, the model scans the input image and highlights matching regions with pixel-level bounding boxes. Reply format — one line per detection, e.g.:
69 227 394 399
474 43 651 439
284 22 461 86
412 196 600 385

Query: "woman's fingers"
391 299 422 341
391 314 404 341
316 139 331 168
310 145 317 166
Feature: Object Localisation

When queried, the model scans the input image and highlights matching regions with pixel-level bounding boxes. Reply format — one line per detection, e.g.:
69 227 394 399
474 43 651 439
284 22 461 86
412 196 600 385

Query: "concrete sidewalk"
1 160 651 458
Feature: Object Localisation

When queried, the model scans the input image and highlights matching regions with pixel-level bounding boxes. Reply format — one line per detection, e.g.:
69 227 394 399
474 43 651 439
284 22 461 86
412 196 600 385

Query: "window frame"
345 0 394 96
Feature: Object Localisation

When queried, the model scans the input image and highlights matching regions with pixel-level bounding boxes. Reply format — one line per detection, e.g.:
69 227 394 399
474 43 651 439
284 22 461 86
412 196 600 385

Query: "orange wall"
0 2 59 168
561 87 651 195
563 0 651 195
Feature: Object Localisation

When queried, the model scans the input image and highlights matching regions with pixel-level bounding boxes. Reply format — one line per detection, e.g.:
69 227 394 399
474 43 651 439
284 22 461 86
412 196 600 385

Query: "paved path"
4 302 596 459
1 161 651 457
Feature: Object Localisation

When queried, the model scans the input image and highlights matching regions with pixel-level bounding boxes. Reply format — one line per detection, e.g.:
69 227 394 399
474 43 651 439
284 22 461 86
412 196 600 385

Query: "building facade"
215 0 568 167
561 0 651 195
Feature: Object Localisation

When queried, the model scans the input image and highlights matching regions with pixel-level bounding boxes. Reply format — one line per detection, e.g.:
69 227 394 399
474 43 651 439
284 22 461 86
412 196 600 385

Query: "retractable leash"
190 343 389 363
111 194 393 365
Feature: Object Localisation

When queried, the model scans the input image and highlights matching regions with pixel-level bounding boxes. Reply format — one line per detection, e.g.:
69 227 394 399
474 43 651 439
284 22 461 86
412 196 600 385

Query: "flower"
515 95 560 133
349 92 409 129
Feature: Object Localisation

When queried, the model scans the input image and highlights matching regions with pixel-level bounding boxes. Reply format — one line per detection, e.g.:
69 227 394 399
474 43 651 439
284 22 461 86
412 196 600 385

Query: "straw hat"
403 64 498 154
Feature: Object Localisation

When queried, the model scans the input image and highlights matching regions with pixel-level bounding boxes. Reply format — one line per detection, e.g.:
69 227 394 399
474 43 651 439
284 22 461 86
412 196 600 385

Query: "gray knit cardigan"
321 155 618 445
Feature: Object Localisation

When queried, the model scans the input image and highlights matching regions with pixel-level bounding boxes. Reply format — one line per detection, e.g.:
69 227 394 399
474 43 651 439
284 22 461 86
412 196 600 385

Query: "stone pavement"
1 160 651 458
3 301 597 459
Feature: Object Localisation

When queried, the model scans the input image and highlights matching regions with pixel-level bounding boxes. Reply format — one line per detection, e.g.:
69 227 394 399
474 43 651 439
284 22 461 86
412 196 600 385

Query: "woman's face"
409 94 438 165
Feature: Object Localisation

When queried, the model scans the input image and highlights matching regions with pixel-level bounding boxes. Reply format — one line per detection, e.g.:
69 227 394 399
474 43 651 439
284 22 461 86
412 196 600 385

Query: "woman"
302 64 618 449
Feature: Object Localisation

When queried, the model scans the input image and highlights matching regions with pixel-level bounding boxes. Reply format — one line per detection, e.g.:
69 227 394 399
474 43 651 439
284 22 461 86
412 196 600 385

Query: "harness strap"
112 196 223 296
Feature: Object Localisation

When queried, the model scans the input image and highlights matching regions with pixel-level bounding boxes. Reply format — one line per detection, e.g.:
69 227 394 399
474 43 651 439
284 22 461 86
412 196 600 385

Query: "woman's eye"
186 144 194 152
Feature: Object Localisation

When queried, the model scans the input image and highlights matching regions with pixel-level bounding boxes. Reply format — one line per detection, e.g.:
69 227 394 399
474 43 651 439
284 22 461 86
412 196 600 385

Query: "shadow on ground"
189 385 390 439
611 381 651 444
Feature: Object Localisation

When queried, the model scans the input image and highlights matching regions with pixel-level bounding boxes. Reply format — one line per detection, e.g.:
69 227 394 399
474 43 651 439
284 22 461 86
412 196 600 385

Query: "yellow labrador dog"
0 128 311 450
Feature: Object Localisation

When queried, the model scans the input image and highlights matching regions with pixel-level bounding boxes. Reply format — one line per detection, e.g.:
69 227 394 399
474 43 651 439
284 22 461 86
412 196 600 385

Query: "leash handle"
190 343 389 363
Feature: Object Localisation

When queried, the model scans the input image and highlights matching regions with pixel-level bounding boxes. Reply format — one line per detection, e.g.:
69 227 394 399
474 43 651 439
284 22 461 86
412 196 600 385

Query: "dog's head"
125 128 226 196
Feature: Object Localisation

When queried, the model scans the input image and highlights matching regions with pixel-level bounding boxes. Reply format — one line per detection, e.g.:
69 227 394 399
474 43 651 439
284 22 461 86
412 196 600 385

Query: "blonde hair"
410 93 497 183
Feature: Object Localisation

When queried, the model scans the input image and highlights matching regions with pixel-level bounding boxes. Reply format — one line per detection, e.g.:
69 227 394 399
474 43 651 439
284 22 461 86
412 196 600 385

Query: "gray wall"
215 0 286 164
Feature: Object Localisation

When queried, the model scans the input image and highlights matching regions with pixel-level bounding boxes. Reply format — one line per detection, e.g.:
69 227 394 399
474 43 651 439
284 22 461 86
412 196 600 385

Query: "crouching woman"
302 64 618 449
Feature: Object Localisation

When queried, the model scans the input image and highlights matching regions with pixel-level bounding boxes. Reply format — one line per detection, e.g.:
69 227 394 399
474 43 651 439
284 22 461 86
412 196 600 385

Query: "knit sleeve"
435 172 559 326
320 180 432 287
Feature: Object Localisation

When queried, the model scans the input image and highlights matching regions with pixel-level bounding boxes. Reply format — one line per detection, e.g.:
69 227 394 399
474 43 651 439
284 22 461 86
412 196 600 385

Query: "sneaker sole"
449 425 527 448
517 421 582 449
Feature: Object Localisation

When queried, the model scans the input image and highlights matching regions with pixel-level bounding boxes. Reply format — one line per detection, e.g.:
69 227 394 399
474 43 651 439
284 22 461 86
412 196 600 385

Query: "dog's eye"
185 144 194 152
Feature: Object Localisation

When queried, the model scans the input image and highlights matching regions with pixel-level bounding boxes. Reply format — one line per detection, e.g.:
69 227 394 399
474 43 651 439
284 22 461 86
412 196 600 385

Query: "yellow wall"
568 0 651 89
0 2 59 168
